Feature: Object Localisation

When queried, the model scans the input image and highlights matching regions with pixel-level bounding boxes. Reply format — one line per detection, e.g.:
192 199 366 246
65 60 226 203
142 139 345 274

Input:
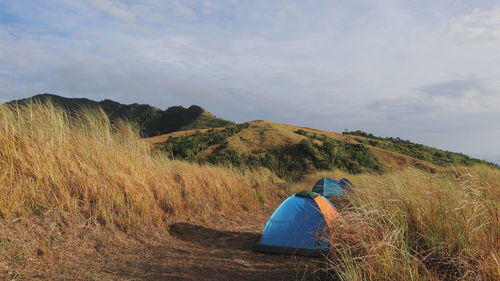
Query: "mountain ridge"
7 93 234 137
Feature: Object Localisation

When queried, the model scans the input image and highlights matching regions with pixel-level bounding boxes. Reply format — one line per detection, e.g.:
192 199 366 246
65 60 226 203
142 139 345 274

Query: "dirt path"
95 222 326 281
2 218 328 280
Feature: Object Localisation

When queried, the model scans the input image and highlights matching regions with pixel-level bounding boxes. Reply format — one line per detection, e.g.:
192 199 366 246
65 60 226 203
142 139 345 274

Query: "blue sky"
1 0 499 163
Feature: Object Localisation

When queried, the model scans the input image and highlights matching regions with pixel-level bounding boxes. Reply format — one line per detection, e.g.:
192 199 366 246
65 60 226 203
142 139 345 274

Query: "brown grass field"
0 103 498 280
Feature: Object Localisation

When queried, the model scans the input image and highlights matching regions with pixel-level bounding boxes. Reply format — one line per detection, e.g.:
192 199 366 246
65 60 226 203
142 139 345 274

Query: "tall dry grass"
1 102 498 280
0 102 283 232
322 167 499 281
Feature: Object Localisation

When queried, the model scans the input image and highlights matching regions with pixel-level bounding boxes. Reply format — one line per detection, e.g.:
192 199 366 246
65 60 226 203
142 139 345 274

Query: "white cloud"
89 0 135 20
449 6 500 41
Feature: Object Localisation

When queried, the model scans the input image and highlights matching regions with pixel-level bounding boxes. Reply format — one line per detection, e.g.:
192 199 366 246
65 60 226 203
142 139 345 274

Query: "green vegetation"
156 123 249 160
8 93 234 137
343 130 497 167
295 130 383 174
155 126 383 181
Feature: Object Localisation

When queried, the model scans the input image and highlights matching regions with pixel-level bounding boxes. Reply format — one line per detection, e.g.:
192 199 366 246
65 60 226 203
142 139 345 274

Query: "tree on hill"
8 93 234 136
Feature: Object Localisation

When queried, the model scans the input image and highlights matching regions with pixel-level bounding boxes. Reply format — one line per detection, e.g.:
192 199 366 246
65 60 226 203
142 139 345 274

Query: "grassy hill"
0 102 498 280
149 120 496 180
7 93 234 137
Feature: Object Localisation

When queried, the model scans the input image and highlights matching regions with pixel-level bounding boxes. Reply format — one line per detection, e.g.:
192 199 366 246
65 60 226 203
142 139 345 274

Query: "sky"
1 0 499 164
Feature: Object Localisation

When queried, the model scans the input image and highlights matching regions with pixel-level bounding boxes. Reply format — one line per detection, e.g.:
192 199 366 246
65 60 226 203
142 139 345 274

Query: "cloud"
368 76 500 118
89 0 135 20
449 6 500 41
420 76 493 97
1 0 500 163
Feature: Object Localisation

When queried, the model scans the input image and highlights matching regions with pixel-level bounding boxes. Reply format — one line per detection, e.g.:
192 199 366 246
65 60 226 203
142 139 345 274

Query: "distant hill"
7 94 234 137
149 120 496 180
8 94 495 180
341 130 493 167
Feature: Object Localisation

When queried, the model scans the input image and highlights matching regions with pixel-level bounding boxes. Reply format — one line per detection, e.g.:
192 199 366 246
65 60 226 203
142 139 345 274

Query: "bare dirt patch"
1 220 327 281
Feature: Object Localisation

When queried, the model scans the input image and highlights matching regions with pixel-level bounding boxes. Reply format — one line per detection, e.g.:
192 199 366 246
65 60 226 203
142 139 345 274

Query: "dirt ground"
1 219 329 281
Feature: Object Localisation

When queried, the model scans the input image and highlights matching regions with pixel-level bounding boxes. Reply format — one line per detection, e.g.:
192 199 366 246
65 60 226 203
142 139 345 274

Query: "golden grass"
1 102 498 280
225 120 307 154
0 102 283 232
321 166 499 281
146 127 224 145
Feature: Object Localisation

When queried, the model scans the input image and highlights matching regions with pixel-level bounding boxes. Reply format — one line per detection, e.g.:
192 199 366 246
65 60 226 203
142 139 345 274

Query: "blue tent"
338 178 353 192
255 191 338 256
312 177 343 197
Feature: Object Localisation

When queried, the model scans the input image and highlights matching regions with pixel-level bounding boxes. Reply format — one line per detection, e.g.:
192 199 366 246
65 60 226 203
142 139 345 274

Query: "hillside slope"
150 120 495 180
150 120 434 179
7 93 234 137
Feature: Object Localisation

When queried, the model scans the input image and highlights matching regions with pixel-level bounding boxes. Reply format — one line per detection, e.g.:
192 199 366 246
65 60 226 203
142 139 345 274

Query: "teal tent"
312 177 343 197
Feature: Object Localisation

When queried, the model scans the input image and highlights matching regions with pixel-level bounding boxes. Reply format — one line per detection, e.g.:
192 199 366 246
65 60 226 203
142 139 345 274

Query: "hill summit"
7 94 234 137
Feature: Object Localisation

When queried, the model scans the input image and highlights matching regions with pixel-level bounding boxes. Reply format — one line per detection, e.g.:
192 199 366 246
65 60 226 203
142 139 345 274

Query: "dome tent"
312 177 343 197
338 178 353 192
255 191 339 256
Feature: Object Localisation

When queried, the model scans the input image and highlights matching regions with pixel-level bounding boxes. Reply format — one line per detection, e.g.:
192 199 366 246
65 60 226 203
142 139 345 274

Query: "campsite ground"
3 216 326 281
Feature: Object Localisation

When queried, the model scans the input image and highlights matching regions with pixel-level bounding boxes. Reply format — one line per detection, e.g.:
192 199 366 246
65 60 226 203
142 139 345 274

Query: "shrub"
294 130 383 174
